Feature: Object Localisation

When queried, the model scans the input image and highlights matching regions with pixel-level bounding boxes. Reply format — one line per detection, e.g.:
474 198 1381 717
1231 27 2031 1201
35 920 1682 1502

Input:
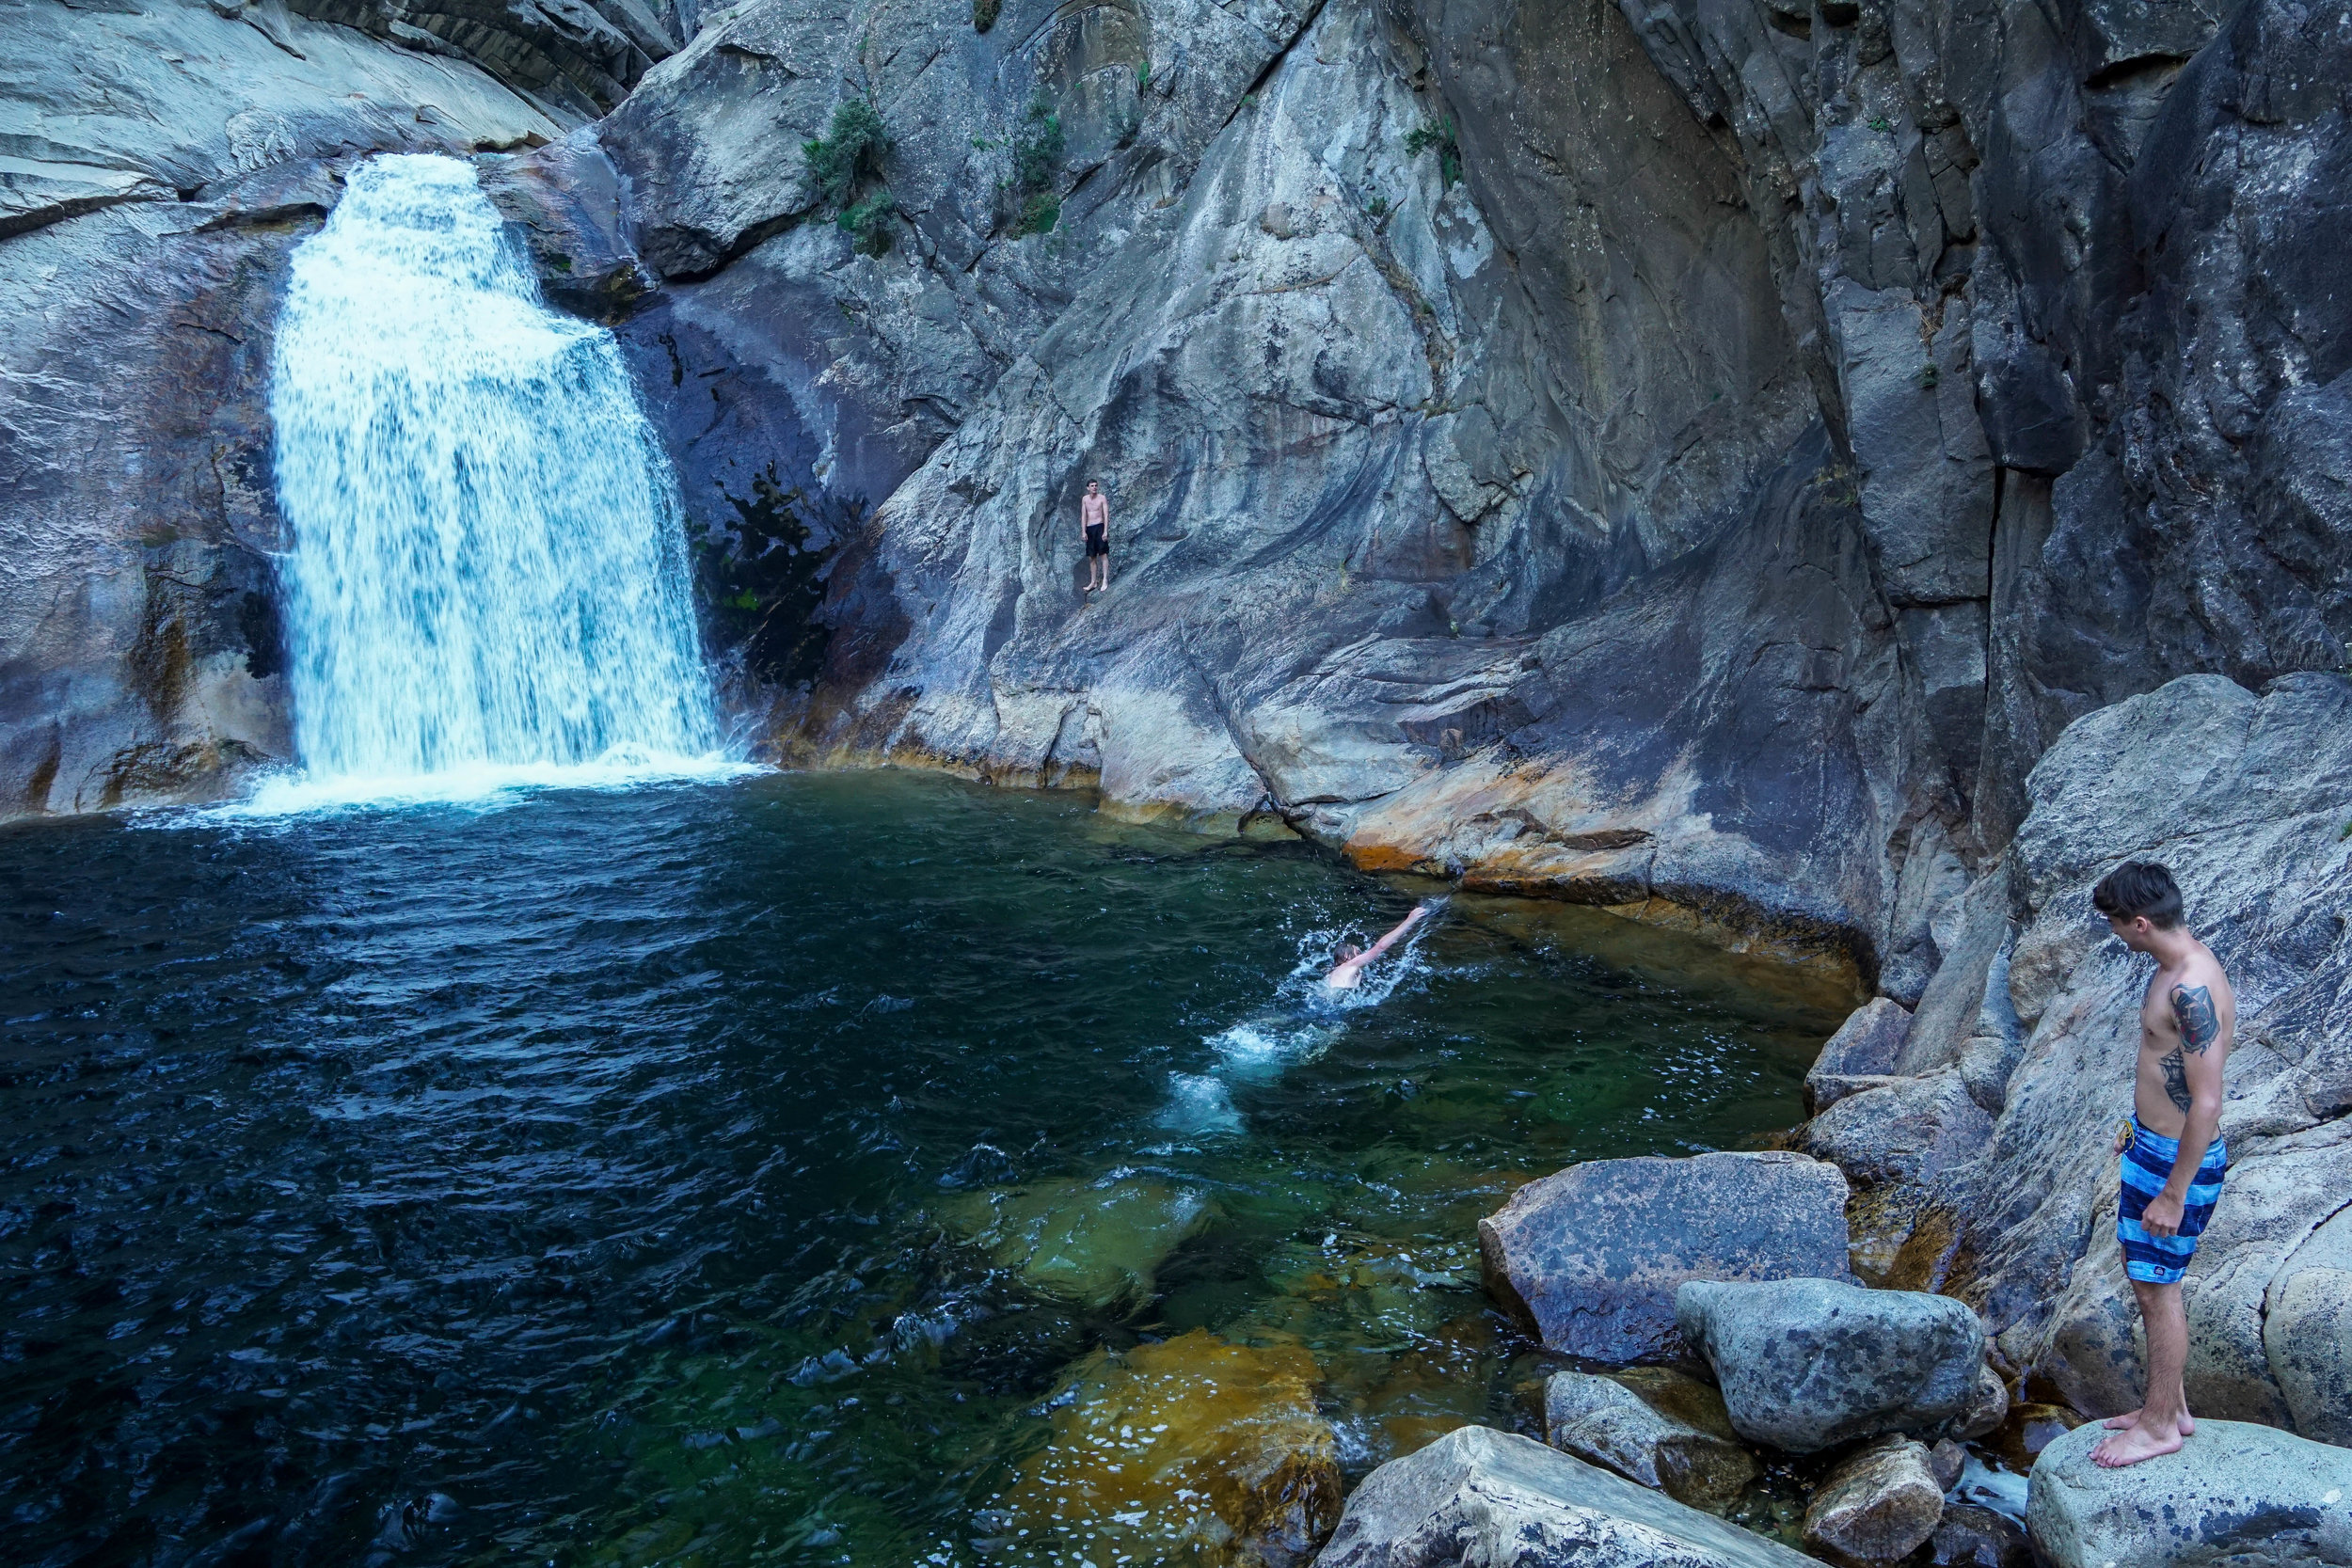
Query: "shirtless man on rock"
2086 861 2233 1468
1080 479 1110 594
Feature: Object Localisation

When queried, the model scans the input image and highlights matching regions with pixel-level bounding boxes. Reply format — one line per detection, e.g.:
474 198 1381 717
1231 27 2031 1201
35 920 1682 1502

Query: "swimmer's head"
1334 943 1364 966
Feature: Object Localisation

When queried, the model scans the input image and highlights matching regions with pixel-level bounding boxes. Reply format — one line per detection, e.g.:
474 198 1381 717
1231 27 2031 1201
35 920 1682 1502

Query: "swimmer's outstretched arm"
1359 902 1432 964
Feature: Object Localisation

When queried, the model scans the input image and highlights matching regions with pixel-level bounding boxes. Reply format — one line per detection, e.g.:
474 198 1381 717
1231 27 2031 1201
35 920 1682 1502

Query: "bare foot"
2101 1408 2197 1435
2090 1420 2184 1467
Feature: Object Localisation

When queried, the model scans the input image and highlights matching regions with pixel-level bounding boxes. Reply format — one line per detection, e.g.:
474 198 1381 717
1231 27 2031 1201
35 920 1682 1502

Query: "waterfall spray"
267 153 723 802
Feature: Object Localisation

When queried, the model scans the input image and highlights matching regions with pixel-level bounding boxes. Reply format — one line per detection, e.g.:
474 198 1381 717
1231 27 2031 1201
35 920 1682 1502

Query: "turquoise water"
0 770 1845 1565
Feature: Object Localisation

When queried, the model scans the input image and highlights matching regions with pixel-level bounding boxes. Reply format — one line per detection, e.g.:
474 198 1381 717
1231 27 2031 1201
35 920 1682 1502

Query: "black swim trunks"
1085 523 1108 558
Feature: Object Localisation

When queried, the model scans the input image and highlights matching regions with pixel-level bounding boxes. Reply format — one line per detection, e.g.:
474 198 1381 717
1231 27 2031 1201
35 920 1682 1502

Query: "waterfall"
266 153 723 803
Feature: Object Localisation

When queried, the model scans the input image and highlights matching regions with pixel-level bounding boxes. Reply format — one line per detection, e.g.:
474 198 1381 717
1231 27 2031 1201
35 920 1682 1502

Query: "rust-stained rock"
980 1331 1341 1567
1803 1435 1945 1566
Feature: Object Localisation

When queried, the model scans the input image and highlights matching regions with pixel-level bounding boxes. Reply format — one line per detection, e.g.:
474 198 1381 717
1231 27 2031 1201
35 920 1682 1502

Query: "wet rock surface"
2026 1418 2352 1568
1801 1435 1945 1567
1479 1151 1852 1365
1675 1277 1984 1453
1314 1423 1814 1568
941 1174 1212 1312
986 1330 1342 1567
1930 1503 2029 1568
1542 1369 1757 1512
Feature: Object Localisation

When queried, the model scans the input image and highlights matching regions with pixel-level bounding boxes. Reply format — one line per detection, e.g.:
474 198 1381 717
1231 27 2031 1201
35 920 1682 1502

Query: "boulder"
1479 1151 1852 1364
1806 999 1914 1113
1956 1366 2009 1440
985 1331 1341 1567
1925 1437 1966 1493
2265 1199 2352 1446
942 1175 1212 1311
1313 1424 1817 1568
1675 1278 1985 1452
2026 1418 2352 1568
1801 1071 1992 1188
1542 1370 1758 1511
1930 1504 2028 1568
1802 1435 1945 1567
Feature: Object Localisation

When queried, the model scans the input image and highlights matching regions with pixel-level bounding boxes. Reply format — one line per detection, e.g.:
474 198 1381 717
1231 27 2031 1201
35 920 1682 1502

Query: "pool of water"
0 770 1849 1566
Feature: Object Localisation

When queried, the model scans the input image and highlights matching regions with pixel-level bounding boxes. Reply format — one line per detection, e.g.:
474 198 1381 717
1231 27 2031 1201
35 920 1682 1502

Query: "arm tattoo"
2160 1049 2194 1115
2172 985 2221 1054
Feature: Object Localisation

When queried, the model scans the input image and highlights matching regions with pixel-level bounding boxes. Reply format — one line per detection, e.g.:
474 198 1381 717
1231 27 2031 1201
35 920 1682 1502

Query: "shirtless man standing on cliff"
1080 479 1110 594
2087 861 2233 1468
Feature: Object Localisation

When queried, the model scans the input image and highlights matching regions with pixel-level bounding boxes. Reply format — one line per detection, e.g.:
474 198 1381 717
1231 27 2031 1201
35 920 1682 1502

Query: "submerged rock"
1675 1277 1984 1452
943 1175 1212 1311
2026 1418 2352 1568
1315 1423 1815 1567
1542 1369 1757 1511
1479 1151 1852 1364
984 1331 1341 1568
1801 1435 1945 1566
1930 1504 2029 1568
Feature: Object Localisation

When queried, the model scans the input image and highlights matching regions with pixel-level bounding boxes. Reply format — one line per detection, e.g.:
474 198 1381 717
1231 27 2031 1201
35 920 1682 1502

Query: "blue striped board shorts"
2119 1116 2227 1285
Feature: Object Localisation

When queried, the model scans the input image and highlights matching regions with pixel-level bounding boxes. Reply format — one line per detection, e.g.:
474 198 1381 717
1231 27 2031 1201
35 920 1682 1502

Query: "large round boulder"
1315 1423 1816 1567
1478 1150 1853 1364
1674 1277 1985 1452
2026 1418 2352 1567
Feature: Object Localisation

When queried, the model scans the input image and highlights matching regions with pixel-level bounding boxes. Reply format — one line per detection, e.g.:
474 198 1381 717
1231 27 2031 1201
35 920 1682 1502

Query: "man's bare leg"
2090 1278 2189 1465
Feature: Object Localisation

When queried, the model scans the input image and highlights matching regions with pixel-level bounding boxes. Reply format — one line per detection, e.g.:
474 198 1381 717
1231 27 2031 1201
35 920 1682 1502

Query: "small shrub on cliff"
1404 118 1460 186
1012 92 1064 196
1004 92 1065 236
838 191 898 255
803 99 896 253
973 0 999 30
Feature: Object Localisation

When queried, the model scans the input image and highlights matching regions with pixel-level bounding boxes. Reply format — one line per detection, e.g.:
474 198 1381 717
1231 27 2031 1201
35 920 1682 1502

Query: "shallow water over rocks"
0 771 1846 1565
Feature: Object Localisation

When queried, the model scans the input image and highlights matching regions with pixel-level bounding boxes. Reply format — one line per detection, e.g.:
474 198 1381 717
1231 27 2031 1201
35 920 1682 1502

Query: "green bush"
804 99 891 213
973 0 999 30
1012 92 1064 195
1000 91 1065 237
1015 191 1059 236
1404 117 1460 186
803 99 895 253
838 192 897 255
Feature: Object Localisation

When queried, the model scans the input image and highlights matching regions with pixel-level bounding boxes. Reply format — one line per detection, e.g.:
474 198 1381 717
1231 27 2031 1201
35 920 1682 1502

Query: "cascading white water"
267 153 723 801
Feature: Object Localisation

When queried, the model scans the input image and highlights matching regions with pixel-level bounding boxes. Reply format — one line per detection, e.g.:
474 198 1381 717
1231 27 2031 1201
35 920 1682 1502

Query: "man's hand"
2115 1122 2131 1153
2140 1190 2185 1239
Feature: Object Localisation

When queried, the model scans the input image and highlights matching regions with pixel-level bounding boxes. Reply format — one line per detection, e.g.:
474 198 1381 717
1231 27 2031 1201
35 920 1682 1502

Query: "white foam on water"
1205 1018 1344 1078
185 751 761 824
1150 902 1443 1130
1155 1073 1243 1135
264 153 724 808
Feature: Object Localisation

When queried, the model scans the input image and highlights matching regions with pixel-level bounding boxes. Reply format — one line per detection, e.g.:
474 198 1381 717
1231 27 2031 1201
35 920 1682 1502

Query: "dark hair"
2092 861 2185 929
1335 943 1363 964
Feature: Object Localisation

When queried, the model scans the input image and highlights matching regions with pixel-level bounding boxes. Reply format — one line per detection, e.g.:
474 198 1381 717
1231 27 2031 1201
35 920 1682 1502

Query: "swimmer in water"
1324 902 1434 990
